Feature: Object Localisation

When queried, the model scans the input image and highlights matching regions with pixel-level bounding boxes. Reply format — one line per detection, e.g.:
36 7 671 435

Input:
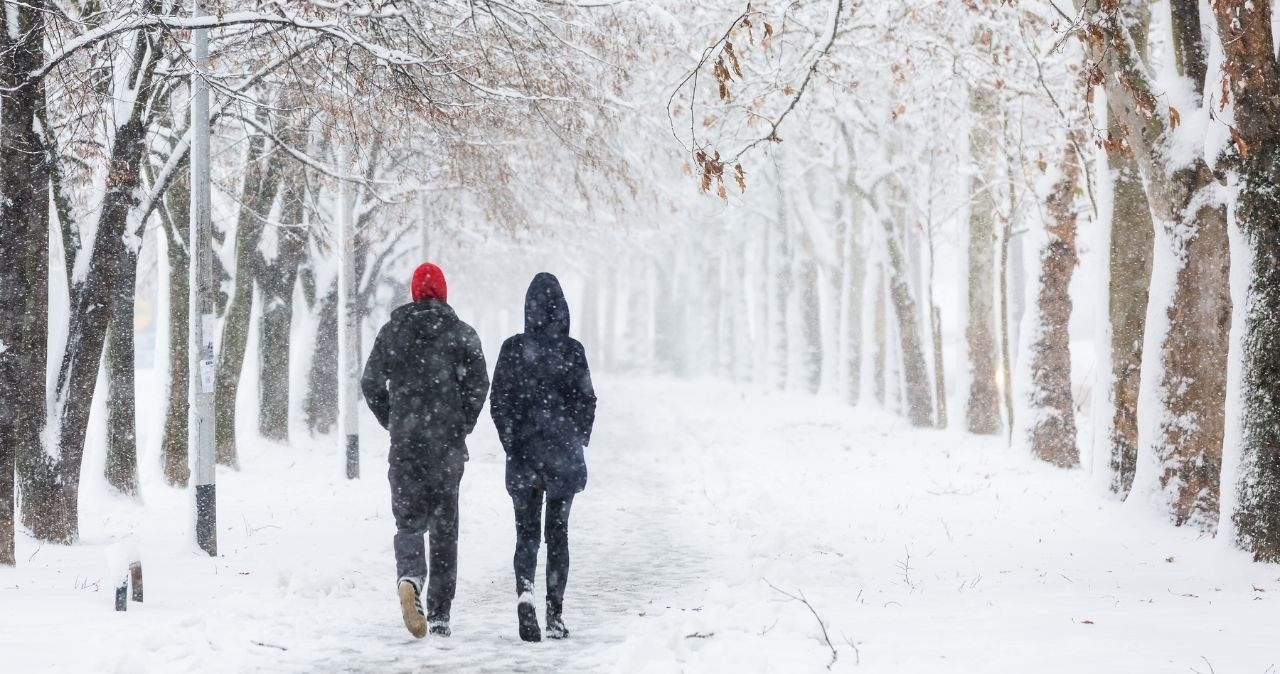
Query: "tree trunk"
0 2 48 564
998 217 1014 439
1106 109 1154 496
159 166 191 487
305 280 340 436
771 194 792 390
798 242 822 394
104 244 140 496
1028 140 1081 468
1079 0 1230 530
29 16 160 541
37 116 150 542
1153 190 1230 528
214 131 283 466
965 85 1002 435
873 264 886 406
654 257 683 374
1210 0 1280 560
256 175 307 443
880 211 934 427
843 202 864 407
156 164 192 485
931 306 948 428
582 268 601 362
602 265 618 372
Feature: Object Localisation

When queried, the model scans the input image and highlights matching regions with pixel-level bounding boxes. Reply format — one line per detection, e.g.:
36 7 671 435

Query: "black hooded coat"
490 273 597 498
362 298 489 483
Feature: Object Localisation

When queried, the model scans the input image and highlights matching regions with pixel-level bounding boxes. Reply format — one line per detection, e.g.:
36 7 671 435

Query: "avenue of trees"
2 0 1279 568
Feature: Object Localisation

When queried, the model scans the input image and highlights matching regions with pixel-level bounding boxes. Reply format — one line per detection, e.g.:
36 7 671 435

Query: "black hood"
391 297 457 338
524 272 570 337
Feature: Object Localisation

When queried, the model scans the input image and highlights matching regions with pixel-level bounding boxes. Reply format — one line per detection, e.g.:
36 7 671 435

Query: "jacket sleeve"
456 325 490 435
488 338 519 453
361 326 392 430
572 341 597 447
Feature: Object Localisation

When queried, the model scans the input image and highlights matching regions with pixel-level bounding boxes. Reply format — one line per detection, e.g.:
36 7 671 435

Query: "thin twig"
764 579 839 670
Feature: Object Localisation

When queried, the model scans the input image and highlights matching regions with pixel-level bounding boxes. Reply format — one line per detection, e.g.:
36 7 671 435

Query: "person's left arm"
571 340 597 447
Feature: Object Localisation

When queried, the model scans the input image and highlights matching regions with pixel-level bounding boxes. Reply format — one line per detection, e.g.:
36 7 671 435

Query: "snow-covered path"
3 377 1277 673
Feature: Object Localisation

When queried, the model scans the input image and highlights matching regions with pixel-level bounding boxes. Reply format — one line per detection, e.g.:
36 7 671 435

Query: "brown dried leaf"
1168 106 1180 129
725 42 743 78
1229 125 1250 156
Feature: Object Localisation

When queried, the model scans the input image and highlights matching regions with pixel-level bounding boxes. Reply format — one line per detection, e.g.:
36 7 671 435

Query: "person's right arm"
361 326 392 429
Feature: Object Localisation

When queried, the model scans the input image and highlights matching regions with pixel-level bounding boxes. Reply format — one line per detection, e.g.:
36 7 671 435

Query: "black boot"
517 596 542 642
545 602 569 640
428 618 451 637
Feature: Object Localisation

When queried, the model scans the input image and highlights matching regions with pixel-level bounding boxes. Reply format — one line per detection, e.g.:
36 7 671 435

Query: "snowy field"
2 376 1276 673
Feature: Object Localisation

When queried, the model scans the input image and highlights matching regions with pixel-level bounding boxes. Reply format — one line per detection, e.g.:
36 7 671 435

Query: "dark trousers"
512 488 574 614
390 461 462 622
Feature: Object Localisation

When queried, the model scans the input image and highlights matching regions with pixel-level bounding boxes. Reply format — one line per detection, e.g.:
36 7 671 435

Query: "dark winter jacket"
362 298 490 471
490 273 597 498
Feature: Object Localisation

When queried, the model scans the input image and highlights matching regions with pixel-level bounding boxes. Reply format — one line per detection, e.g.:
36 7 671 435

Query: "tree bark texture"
0 1 48 563
105 244 140 496
880 214 934 427
1107 110 1155 496
160 165 192 486
1028 140 1081 468
1210 0 1280 560
38 115 150 542
966 85 1002 436
256 173 307 443
305 280 340 436
1080 0 1230 531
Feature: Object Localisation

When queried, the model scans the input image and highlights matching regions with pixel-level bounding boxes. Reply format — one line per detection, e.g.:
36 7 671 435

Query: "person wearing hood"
490 272 597 642
362 262 489 639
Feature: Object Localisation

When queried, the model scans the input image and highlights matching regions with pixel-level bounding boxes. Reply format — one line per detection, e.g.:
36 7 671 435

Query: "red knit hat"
411 262 447 302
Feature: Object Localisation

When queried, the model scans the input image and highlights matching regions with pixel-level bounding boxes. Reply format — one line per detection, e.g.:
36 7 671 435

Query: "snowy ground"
2 376 1277 673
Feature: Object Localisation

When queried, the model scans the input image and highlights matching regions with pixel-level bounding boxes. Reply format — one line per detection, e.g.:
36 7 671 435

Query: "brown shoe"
398 580 427 638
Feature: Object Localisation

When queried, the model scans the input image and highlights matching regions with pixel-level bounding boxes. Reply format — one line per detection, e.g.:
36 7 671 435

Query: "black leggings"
512 488 574 612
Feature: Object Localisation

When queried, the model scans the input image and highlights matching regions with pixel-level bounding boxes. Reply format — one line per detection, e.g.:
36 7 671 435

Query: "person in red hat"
362 262 489 638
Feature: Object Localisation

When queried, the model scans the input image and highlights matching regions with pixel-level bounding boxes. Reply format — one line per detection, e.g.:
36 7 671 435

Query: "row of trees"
626 0 1279 562
3 0 1278 570
0 0 631 565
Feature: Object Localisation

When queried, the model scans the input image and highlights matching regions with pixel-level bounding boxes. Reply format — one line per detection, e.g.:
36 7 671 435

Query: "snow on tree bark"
1208 0 1280 561
1077 0 1230 530
1028 139 1081 468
